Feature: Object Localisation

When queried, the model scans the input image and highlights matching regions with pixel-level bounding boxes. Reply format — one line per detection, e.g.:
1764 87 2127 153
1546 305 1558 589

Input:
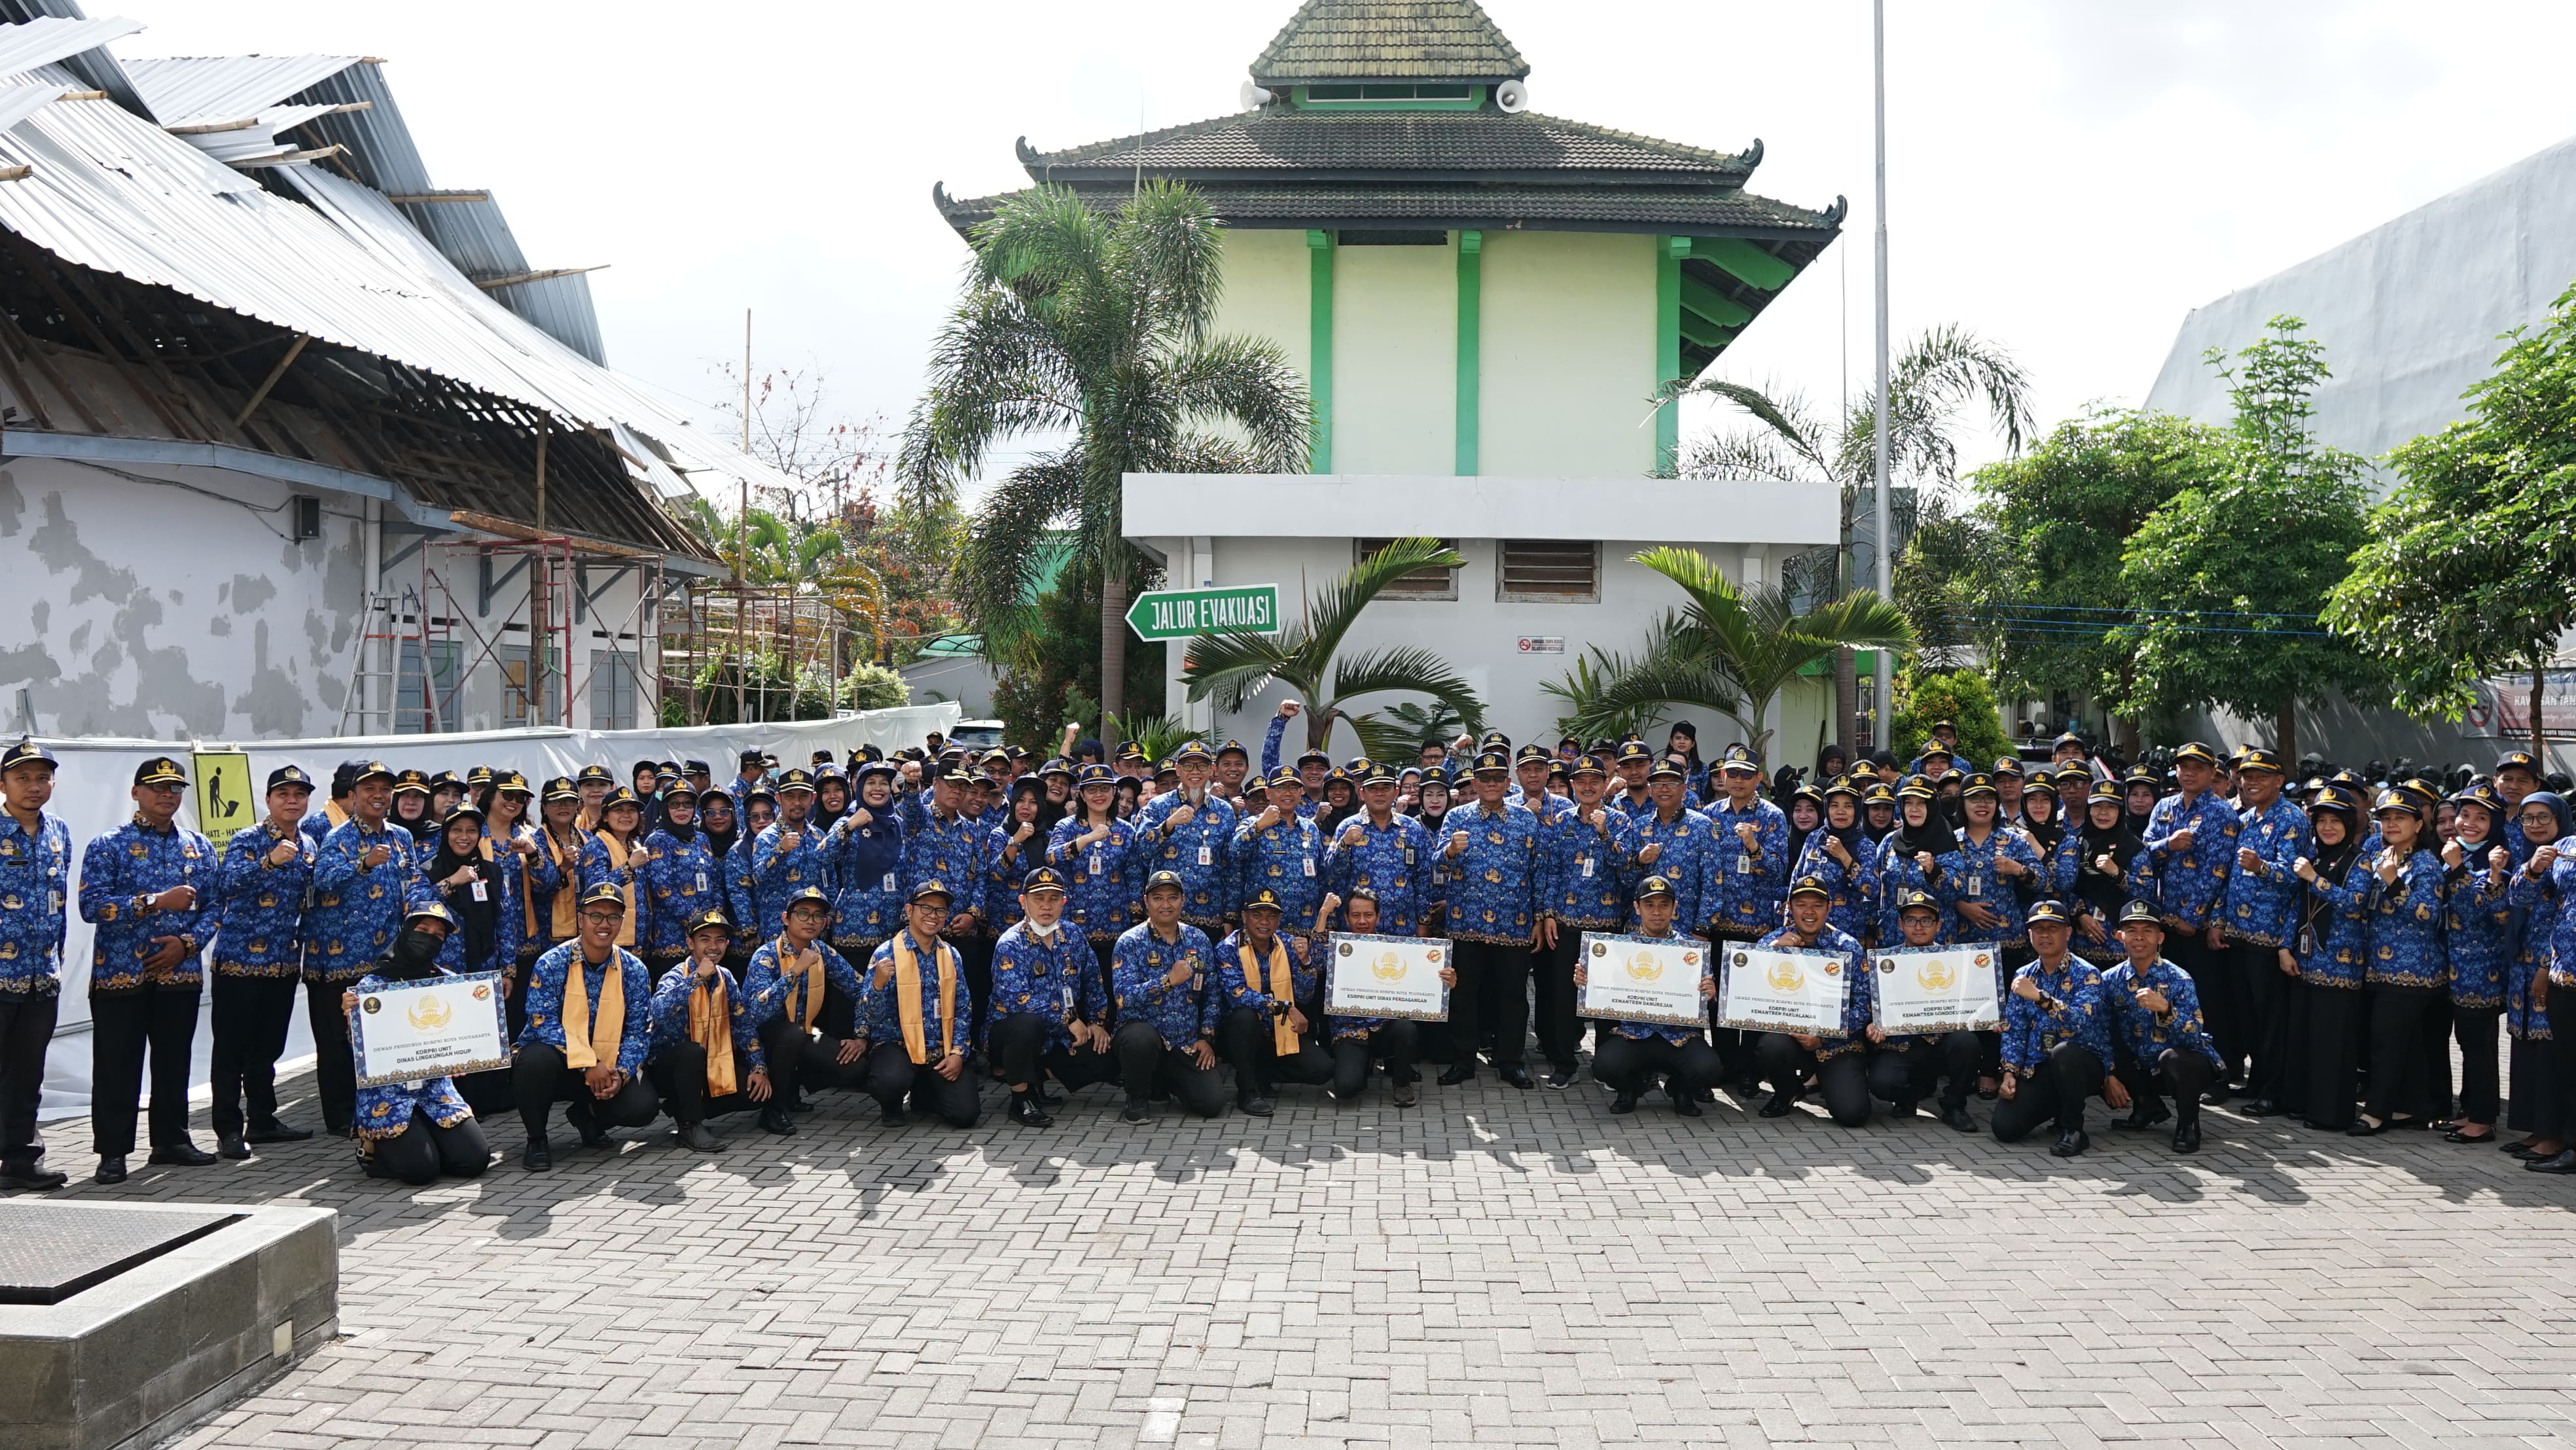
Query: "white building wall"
1479 231 1657 476
1333 240 1457 474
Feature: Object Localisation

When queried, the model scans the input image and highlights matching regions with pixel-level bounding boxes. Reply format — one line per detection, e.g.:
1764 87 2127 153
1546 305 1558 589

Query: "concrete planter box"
0 1201 337 1450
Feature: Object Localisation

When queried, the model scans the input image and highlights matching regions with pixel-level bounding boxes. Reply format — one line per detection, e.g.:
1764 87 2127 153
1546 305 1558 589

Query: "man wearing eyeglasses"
511 883 659 1171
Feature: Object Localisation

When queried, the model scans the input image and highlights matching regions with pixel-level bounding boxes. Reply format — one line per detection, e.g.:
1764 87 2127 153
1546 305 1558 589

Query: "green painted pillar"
1455 230 1481 476
1656 235 1687 475
1306 228 1334 473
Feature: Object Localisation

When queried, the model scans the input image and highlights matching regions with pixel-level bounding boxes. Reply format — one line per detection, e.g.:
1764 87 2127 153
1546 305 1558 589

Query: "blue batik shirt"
1542 804 1639 928
637 829 724 956
742 934 864 1033
1232 807 1325 927
80 815 213 993
2297 861 2371 990
989 920 1094 1048
1702 796 1790 940
903 809 989 926
2143 789 2240 933
1999 955 2111 1074
1134 789 1239 927
749 818 829 938
2365 847 2448 989
2222 796 2311 947
2099 957 2221 1069
1626 807 1713 933
1046 817 1140 940
1214 927 1321 1018
647 963 766 1071
1110 919 1221 1050
984 822 1048 933
306 817 420 984
860 930 972 1053
0 809 71 991
2446 855 2511 1010
1937 826 2045 949
517 940 652 1076
1323 813 1435 937
1790 835 1877 944
1435 798 1539 944
821 805 907 951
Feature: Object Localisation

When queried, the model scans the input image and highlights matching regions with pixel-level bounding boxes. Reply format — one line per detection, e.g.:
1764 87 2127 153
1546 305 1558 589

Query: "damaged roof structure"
0 3 776 739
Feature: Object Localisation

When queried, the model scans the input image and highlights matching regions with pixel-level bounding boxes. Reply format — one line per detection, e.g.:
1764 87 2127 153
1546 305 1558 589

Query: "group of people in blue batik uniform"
0 707 2568 1193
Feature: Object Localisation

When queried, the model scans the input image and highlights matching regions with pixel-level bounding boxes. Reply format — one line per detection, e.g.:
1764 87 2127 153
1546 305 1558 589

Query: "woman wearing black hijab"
424 804 505 980
2286 787 2370 1131
2071 781 2148 964
698 788 740 866
1873 777 1960 944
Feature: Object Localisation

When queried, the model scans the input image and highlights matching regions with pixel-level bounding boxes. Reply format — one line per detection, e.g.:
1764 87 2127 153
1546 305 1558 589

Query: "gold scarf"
324 798 350 830
526 827 580 940
592 831 637 947
687 969 738 1097
558 947 626 1070
775 936 825 1030
1241 939 1297 1054
890 931 959 1066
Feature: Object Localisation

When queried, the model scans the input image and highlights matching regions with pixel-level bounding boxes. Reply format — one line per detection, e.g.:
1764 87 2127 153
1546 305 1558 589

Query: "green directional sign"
1126 583 1283 641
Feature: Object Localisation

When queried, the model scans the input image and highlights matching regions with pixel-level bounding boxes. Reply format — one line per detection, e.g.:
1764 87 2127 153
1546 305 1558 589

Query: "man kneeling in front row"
1217 888 1334 1116
1992 900 2114 1158
514 883 661 1171
987 867 1120 1127
861 881 982 1128
1582 875 1721 1116
1111 870 1225 1122
645 910 775 1151
2101 900 2219 1154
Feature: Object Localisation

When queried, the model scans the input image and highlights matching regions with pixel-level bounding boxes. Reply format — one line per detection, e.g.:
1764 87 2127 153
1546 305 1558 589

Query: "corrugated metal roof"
0 13 135 83
0 76 783 498
387 187 605 363
0 80 62 132
121 52 357 126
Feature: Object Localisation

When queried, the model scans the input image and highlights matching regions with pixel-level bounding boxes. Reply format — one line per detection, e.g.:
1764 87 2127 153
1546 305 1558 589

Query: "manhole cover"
0 1202 242 1305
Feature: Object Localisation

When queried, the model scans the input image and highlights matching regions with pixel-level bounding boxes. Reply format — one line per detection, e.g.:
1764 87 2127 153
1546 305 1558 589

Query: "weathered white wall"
1212 226 1312 382
1333 240 1457 474
1480 231 1657 476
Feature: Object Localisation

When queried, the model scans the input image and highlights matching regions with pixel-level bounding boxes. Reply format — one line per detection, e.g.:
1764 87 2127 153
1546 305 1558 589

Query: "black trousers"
1903 1031 1985 1112
1593 1033 1722 1099
950 933 995 1050
1110 1021 1224 1116
988 1012 1062 1090
2417 987 2457 1122
1753 1034 1872 1127
1448 939 1530 1068
0 989 57 1172
88 985 199 1156
306 976 359 1133
861 1041 982 1127
2452 1005 2502 1125
1991 1042 2103 1141
757 1015 867 1104
2284 982 2361 1129
647 1040 758 1125
2165 932 2231 1079
1219 1008 1333 1097
1329 1023 1419 1099
370 1107 490 1185
512 1042 661 1142
2235 939 2295 1101
1532 932 1584 1069
2114 1046 2215 1127
2508 1036 2563 1137
2363 983 2439 1122
208 974 300 1141
1089 938 1120 1028
2547 987 2576 1138
1865 1048 1920 1109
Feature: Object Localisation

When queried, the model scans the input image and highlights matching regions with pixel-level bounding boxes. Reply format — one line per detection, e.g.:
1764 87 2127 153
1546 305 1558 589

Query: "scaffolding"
658 582 873 726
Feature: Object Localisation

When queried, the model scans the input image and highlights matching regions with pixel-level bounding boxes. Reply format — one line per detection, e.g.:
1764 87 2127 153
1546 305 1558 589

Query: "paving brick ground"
37 1061 2576 1450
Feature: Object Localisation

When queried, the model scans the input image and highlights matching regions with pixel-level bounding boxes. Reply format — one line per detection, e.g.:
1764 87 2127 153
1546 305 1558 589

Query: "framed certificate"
1325 933 1450 1022
351 972 510 1088
1577 932 1709 1028
1715 944 1853 1037
1870 944 2003 1034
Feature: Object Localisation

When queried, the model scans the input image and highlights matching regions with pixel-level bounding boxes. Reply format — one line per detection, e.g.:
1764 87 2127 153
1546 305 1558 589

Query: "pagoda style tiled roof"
1250 0 1529 86
1021 111 1761 185
936 178 1839 240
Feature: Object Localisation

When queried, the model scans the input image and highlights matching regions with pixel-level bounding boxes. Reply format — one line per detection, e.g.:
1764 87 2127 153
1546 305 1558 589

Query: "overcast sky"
107 0 2576 487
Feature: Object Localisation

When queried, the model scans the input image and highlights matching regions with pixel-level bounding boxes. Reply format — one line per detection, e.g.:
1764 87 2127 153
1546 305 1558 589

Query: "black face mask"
393 928 444 974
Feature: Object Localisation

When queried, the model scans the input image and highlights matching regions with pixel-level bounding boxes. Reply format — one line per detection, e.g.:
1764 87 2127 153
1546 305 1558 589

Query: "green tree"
1181 538 1486 761
990 552 1166 751
2325 281 2576 752
899 182 1311 747
841 662 910 713
1889 665 2014 771
1545 546 1916 758
2111 317 2378 760
1673 324 2033 745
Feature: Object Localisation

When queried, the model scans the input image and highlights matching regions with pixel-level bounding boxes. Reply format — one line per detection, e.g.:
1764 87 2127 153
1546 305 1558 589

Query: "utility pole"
1870 0 1895 752
737 308 751 726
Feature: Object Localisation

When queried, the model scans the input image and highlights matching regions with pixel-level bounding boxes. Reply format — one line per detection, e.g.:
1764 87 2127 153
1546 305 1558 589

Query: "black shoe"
677 1122 723 1152
788 1100 817 1115
1041 1087 1066 1106
148 1142 217 1167
1673 1091 1702 1118
2347 1117 2387 1137
1759 1092 1795 1119
1609 1089 1638 1114
759 1107 797 1136
1238 1095 1275 1118
1941 1104 1978 1134
520 1140 552 1173
1541 1065 1578 1090
2524 1149 2576 1173
2115 1103 2172 1131
567 1101 607 1149
2200 1089 2232 1108
93 1156 126 1185
357 1150 394 1180
2050 1128 2090 1158
1 1165 68 1192
1121 1099 1151 1123
1010 1095 1052 1127
1437 1064 1476 1086
245 1122 312 1144
217 1136 251 1161
2172 1121 2201 1154
1886 1100 1917 1120
880 1103 909 1127
1391 1080 1418 1108
1499 1066 1535 1090
2239 1098 2283 1118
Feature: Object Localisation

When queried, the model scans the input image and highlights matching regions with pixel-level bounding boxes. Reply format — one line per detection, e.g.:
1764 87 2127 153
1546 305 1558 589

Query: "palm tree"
1182 538 1486 762
898 182 1312 747
1545 547 1915 759
1670 324 2033 746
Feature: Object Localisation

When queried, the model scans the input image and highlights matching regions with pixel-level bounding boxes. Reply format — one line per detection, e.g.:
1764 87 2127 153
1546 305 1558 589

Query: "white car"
946 719 1005 753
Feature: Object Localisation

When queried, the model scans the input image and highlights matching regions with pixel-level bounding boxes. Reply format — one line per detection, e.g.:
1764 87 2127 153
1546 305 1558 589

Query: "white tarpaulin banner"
32 702 957 1119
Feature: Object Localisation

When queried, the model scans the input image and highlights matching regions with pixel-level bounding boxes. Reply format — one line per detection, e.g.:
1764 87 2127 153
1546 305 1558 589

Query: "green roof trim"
1252 0 1530 86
